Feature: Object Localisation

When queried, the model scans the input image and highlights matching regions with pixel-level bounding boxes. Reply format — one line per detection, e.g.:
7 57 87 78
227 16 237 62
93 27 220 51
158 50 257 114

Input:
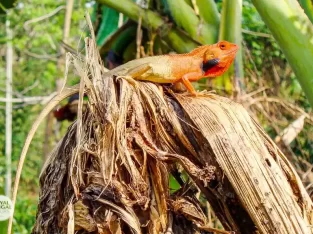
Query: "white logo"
0 195 13 221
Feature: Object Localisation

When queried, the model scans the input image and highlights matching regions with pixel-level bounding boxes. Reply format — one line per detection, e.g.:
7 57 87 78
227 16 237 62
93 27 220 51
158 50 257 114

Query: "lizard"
105 40 239 96
7 40 238 234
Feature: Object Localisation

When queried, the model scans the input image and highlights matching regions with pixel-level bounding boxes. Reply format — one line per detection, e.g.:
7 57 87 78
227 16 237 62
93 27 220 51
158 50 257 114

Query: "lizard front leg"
180 72 203 96
179 72 216 97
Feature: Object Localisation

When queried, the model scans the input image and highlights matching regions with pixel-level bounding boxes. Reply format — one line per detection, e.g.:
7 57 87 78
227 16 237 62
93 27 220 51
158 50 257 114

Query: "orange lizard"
107 40 239 95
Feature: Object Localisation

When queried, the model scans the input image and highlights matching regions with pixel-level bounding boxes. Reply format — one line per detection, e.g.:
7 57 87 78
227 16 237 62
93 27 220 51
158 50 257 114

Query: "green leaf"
169 175 181 192
166 0 217 44
100 22 137 55
96 6 120 47
97 0 200 53
298 0 313 24
214 0 244 92
252 0 313 107
195 0 220 26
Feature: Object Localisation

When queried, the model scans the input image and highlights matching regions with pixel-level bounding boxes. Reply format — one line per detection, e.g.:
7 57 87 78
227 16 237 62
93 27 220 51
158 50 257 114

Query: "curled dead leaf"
12 26 312 234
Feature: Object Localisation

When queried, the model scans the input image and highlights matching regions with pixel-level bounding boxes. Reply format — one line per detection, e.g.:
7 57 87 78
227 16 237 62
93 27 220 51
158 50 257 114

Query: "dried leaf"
170 196 207 226
67 203 75 234
14 20 312 234
74 200 97 232
97 198 142 234
275 114 306 145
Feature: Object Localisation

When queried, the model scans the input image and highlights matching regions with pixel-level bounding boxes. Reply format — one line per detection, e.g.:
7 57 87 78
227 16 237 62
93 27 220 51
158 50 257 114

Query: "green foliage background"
0 0 88 232
0 0 312 232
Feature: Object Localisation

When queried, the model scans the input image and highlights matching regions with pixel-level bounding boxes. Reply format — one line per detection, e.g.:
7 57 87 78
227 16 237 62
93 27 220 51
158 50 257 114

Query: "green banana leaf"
298 0 313 24
195 0 220 27
166 0 217 44
98 21 137 58
252 0 313 107
0 0 17 14
214 0 244 93
122 39 137 61
96 6 122 47
97 0 199 53
91 2 98 23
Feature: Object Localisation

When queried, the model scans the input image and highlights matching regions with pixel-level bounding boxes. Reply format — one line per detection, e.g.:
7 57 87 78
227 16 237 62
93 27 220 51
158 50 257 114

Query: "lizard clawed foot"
182 89 217 98
198 89 217 96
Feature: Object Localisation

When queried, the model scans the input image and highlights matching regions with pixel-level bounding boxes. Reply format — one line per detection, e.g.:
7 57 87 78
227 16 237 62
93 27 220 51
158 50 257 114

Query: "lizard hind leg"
116 75 137 87
127 63 152 78
171 81 187 93
116 63 152 88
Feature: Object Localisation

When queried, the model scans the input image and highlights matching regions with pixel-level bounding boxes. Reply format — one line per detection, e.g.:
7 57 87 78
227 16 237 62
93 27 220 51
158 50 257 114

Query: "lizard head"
202 41 239 77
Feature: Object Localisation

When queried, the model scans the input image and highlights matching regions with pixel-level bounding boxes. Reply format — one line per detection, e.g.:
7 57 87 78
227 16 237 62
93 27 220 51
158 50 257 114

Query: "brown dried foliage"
25 36 313 234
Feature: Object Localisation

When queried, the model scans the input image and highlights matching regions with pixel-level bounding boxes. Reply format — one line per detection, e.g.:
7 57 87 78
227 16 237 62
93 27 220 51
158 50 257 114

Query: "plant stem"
96 0 200 53
252 0 313 107
214 0 244 94
195 0 220 26
167 0 217 44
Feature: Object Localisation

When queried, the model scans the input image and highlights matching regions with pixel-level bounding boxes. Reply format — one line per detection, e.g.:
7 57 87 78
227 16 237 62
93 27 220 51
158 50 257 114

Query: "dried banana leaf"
28 37 313 234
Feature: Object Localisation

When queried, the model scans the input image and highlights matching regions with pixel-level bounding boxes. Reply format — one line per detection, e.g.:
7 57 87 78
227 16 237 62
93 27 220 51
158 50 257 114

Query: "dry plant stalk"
10 20 313 233
28 37 313 234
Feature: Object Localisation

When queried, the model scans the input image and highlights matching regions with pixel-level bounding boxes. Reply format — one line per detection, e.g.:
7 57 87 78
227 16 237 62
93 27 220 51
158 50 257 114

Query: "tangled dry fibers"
8 25 313 234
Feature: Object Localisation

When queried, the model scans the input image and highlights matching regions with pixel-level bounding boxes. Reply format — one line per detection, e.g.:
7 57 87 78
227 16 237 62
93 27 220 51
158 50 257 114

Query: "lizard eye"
219 42 227 50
